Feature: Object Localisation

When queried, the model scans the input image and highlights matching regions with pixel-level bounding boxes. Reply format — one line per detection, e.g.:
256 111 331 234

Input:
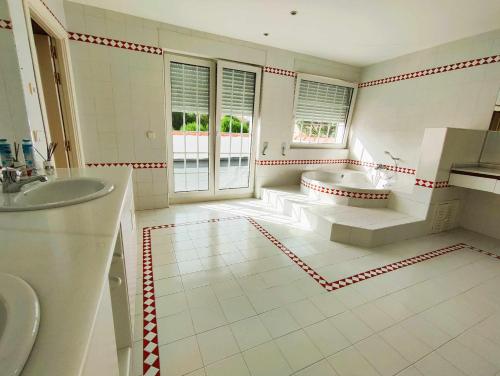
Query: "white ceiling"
69 0 500 66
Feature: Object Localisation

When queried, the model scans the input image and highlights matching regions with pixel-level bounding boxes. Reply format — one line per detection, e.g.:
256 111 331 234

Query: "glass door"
215 61 261 194
165 55 215 199
165 57 260 202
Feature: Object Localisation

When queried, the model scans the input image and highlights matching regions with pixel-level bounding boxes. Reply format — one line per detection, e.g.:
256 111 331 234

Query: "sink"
0 177 114 211
0 273 40 376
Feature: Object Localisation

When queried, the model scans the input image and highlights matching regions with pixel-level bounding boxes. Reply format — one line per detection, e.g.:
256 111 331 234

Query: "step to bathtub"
260 186 427 247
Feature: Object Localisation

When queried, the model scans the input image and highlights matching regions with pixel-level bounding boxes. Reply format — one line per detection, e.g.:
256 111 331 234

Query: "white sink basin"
0 273 40 376
0 177 114 211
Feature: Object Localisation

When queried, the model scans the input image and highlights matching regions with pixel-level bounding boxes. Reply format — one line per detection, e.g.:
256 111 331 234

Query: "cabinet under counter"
0 167 138 376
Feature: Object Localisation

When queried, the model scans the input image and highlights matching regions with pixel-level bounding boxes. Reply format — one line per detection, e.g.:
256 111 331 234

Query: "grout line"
387 271 500 376
178 251 205 374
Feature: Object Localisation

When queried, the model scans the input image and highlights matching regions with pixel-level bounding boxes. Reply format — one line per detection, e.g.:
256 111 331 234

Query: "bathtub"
301 170 391 208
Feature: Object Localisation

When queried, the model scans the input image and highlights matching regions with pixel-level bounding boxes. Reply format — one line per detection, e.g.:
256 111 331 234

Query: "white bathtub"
300 170 391 208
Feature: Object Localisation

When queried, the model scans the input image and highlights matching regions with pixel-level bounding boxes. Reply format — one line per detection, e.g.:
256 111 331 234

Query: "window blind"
295 80 353 124
221 68 256 117
170 62 210 113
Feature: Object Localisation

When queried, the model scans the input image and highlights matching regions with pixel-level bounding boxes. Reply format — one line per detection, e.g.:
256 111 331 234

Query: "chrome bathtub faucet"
1 167 48 193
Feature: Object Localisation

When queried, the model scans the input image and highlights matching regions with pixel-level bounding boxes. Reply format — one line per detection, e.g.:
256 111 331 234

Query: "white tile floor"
134 199 500 376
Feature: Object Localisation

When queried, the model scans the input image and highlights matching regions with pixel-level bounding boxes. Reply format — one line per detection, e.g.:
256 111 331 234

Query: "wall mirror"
0 0 31 164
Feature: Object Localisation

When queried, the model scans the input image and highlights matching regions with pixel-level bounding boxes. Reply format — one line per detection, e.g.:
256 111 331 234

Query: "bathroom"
0 0 500 375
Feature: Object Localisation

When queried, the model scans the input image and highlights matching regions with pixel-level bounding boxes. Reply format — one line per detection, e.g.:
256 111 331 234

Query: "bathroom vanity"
0 167 137 376
449 165 500 194
449 131 500 194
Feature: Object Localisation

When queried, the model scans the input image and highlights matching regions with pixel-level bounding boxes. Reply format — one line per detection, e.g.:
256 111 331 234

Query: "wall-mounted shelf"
449 165 500 194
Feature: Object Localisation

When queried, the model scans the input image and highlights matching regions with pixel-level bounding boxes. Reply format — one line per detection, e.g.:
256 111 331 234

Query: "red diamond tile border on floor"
141 216 498 375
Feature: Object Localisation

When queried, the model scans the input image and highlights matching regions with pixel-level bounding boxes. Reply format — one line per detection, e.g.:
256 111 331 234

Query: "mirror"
0 0 31 165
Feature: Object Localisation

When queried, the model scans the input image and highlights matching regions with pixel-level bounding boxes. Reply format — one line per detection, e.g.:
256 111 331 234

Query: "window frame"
291 73 358 149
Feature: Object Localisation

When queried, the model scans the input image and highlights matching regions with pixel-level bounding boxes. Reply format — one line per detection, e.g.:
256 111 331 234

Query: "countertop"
0 167 132 376
450 165 500 179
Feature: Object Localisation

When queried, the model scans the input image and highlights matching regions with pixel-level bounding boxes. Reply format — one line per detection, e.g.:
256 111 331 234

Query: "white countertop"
451 165 500 178
0 167 132 376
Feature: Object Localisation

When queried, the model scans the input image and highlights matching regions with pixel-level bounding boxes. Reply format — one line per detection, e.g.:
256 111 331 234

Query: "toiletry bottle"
22 139 36 172
0 139 14 167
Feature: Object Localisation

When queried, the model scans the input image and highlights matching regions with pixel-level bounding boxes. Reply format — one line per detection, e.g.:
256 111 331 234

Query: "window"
292 74 357 146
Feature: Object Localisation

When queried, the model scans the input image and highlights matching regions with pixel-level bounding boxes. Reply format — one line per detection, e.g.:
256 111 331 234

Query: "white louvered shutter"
295 80 353 125
221 68 256 118
170 62 210 113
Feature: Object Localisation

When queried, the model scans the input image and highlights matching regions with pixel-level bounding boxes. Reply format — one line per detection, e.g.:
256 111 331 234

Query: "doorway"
31 19 69 167
164 55 261 203
22 0 83 168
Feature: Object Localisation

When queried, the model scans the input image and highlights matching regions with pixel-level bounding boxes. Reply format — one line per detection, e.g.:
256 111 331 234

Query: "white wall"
350 29 500 172
460 190 500 238
63 2 361 209
0 0 30 153
351 31 500 238
43 0 66 26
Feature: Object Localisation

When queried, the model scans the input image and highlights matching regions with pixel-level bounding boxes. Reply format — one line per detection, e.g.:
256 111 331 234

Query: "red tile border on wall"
68 31 163 55
415 178 449 189
358 54 500 88
86 159 417 175
348 159 417 175
141 216 499 374
256 159 348 166
0 19 12 30
256 159 417 175
263 66 297 77
86 162 167 169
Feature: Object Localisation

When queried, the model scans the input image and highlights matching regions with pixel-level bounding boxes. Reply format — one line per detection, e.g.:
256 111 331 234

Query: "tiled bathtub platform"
261 186 426 247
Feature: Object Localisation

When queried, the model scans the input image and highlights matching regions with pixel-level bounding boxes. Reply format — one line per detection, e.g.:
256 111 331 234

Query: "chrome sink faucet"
1 167 48 193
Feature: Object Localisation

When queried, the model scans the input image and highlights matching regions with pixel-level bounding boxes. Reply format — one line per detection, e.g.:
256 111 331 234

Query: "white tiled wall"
460 190 500 238
0 0 30 153
42 0 66 26
63 2 361 209
350 32 500 237
350 29 500 172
